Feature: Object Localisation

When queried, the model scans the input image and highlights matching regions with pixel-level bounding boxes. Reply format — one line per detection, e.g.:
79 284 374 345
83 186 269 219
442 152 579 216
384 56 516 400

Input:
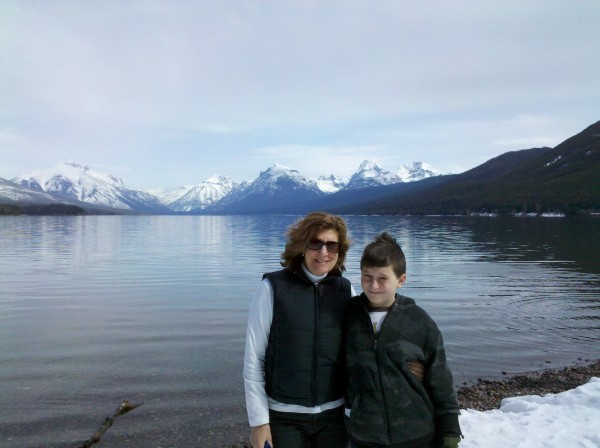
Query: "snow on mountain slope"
206 164 324 213
394 161 441 182
316 174 349 193
0 177 61 203
169 175 238 212
249 164 322 195
12 162 169 212
344 160 404 189
343 160 441 190
147 185 195 206
6 159 442 213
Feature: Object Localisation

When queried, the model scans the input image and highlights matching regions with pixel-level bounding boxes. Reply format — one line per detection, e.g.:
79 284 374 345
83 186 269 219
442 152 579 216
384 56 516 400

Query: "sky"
1 1 600 190
459 377 599 448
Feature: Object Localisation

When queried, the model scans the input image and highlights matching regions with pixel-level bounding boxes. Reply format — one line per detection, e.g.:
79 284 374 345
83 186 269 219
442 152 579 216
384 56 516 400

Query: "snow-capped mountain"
394 161 441 182
12 161 170 213
147 185 195 206
167 175 238 212
209 180 251 210
248 164 322 195
342 160 440 190
148 160 439 210
316 174 349 193
0 177 62 204
5 159 442 214
344 160 405 190
206 164 324 214
202 161 442 214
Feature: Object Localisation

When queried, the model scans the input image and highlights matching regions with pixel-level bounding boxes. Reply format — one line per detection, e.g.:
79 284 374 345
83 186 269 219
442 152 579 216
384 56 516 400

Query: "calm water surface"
1 215 599 447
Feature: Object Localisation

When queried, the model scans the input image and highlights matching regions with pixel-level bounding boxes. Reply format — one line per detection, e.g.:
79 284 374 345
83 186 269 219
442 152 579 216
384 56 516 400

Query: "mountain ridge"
11 161 171 214
2 119 598 215
2 159 439 214
327 120 600 215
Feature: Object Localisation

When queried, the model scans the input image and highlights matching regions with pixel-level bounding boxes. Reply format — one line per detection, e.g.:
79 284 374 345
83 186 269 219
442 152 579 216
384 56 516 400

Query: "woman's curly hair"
281 211 350 273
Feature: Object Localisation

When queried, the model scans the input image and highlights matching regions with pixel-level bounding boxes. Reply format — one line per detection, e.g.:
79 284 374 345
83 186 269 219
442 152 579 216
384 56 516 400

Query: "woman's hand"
250 423 273 448
407 361 425 382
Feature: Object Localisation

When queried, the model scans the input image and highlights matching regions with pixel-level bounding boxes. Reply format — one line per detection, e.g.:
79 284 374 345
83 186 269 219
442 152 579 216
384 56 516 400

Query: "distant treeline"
0 203 88 216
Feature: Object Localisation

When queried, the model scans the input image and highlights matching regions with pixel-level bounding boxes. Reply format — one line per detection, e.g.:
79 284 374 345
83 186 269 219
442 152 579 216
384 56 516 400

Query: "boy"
344 232 462 448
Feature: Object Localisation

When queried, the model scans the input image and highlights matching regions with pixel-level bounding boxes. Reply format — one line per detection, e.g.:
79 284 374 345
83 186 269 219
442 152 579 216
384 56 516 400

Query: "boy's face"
361 266 406 307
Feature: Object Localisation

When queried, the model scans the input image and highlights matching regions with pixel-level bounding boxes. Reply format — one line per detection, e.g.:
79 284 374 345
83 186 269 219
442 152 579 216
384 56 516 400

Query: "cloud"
1 1 599 187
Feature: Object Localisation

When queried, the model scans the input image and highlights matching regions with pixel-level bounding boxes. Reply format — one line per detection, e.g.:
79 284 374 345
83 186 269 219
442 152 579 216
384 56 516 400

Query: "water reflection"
0 215 599 447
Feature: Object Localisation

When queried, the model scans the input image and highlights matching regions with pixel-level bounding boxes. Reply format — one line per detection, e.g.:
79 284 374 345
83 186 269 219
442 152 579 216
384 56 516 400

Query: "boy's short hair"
360 232 406 277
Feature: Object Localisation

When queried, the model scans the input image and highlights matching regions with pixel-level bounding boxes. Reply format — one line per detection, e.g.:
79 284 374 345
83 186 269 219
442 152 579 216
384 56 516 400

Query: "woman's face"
303 229 340 276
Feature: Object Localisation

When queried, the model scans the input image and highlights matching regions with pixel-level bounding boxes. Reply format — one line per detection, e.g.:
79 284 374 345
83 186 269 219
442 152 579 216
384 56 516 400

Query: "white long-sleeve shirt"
243 265 355 427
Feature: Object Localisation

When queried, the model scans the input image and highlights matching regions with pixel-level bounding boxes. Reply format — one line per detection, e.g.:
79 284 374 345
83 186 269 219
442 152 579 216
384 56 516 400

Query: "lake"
1 215 599 447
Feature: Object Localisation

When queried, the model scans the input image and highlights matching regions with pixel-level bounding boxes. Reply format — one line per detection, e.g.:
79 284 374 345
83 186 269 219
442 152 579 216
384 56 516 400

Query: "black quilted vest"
263 268 352 407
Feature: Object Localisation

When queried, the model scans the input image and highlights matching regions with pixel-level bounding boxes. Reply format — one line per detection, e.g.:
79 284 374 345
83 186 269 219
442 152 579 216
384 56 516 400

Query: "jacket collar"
354 292 415 309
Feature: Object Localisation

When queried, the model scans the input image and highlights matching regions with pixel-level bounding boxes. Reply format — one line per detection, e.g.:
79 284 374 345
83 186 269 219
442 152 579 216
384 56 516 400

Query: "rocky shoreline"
227 360 600 447
456 359 600 411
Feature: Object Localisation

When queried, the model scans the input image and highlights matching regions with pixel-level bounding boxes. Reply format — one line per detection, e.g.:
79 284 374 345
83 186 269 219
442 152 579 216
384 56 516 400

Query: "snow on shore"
459 377 600 447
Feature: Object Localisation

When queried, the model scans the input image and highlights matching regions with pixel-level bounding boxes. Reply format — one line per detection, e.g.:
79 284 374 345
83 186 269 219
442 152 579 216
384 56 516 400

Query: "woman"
243 211 353 448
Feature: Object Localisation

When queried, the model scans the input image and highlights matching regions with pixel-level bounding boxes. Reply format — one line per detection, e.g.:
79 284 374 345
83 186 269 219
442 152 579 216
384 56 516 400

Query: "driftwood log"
77 400 143 448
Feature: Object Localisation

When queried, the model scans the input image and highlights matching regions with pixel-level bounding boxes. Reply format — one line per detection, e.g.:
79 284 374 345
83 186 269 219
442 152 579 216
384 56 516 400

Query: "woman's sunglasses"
306 239 341 253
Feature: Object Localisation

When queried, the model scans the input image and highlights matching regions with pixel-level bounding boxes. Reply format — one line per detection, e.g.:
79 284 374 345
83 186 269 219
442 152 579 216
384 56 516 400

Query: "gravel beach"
456 359 600 411
227 359 600 447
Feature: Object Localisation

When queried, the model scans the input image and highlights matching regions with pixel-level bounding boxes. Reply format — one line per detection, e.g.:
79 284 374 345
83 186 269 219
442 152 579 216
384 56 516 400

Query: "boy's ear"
397 274 407 287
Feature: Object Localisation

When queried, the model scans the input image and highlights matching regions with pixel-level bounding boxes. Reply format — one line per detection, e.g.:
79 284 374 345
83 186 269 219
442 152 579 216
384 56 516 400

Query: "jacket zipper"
312 282 320 406
367 304 395 447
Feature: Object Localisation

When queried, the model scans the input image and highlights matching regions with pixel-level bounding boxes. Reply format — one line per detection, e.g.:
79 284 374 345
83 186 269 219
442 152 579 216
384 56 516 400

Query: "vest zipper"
312 282 320 406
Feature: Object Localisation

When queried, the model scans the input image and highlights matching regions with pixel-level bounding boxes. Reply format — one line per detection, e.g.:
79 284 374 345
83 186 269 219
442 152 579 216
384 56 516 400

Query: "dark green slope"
329 120 600 215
